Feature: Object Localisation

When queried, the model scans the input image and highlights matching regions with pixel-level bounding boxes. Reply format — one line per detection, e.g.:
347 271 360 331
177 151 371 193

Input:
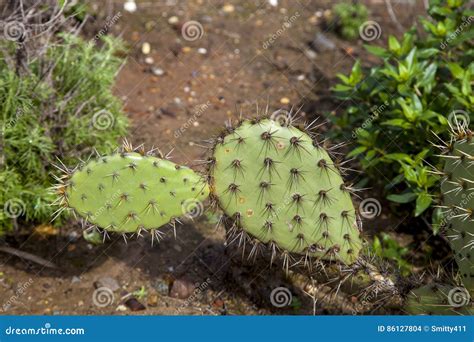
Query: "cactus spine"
54 141 209 241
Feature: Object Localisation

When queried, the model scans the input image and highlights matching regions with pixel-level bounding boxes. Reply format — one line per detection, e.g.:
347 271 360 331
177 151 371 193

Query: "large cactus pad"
210 119 363 265
442 131 474 295
60 150 209 234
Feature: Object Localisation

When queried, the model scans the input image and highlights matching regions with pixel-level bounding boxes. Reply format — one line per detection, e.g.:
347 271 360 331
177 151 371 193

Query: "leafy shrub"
328 2 369 40
331 0 473 224
0 34 128 234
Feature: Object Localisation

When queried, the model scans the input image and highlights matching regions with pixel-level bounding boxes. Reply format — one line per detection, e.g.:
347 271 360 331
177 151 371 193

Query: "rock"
148 294 158 307
168 16 179 25
67 231 79 242
152 67 165 76
152 277 171 296
141 42 151 55
311 32 336 52
144 57 154 65
95 276 120 291
71 276 81 284
197 48 207 55
123 0 137 13
169 279 194 299
222 4 235 13
116 304 127 311
304 49 317 60
124 297 146 311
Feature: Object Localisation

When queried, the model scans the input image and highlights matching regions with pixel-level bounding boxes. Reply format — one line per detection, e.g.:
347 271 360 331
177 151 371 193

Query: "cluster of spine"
53 141 209 242
207 117 363 268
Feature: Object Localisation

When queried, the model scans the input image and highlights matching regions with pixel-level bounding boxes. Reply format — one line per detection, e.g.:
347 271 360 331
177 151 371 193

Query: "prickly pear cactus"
209 118 363 265
406 284 473 315
441 127 474 296
55 142 209 239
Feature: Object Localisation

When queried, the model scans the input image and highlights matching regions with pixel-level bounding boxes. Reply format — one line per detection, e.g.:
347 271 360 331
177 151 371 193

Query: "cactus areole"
63 149 209 234
210 118 363 265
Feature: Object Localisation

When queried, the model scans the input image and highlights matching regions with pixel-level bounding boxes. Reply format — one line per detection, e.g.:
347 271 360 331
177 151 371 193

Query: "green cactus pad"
210 119 363 264
62 151 209 234
442 132 474 295
406 284 473 315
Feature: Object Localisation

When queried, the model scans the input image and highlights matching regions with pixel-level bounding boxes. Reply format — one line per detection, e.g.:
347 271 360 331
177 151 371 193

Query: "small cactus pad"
210 119 362 264
406 284 473 315
441 129 474 295
60 150 209 234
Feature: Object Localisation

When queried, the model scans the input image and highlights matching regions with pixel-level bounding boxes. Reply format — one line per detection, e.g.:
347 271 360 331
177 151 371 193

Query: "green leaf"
415 192 432 216
387 192 417 203
364 45 388 57
381 119 412 129
348 146 367 157
447 63 464 79
388 35 401 53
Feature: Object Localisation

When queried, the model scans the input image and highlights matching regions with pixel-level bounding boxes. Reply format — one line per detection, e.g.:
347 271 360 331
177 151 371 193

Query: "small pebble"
144 57 154 65
141 42 151 55
152 277 171 296
95 276 120 291
116 304 127 312
123 0 137 13
280 97 290 104
222 4 235 13
124 297 146 311
168 16 179 25
170 279 194 299
297 74 305 81
197 47 207 55
152 67 165 76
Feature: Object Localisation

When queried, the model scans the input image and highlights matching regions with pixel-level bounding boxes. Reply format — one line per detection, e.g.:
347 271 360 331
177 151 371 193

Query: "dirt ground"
1 0 430 315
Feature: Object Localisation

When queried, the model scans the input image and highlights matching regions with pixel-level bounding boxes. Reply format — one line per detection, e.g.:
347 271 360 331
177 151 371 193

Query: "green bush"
0 34 128 234
331 0 473 225
329 2 369 40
